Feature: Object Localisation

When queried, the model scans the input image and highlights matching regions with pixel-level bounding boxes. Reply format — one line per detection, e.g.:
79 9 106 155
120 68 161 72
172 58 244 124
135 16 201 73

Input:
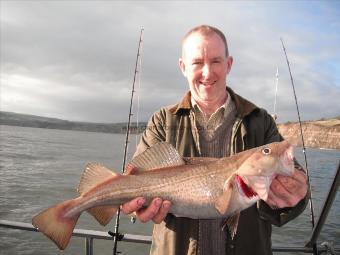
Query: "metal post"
306 161 340 248
85 237 94 255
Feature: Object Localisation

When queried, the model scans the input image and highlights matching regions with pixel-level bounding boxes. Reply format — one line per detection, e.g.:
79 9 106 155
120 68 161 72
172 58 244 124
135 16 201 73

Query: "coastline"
1 111 339 150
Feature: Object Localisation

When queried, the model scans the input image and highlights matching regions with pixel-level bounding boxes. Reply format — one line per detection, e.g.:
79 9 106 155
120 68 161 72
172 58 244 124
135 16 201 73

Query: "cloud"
1 1 339 123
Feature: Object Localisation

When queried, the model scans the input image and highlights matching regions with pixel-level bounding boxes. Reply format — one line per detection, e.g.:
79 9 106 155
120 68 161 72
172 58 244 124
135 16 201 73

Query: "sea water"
0 125 339 255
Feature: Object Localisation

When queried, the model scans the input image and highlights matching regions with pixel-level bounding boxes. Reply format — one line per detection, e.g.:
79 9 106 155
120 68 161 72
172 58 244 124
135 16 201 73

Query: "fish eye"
262 147 271 155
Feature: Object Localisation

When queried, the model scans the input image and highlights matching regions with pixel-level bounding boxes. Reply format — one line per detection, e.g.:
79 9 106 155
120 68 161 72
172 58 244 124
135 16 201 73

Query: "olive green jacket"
135 87 308 255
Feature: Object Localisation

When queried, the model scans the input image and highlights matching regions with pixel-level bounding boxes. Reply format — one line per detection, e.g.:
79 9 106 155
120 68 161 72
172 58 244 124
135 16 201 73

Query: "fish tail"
32 198 81 250
87 205 119 225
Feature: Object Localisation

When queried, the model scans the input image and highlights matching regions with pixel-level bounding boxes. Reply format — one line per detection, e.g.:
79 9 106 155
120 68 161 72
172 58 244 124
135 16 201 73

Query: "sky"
1 1 339 124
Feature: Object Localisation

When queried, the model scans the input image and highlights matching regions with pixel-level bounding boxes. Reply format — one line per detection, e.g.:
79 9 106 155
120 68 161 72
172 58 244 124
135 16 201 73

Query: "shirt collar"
191 92 231 118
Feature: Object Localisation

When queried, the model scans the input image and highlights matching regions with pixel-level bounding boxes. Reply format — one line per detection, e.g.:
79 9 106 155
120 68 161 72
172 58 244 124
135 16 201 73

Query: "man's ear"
226 56 233 75
179 58 186 77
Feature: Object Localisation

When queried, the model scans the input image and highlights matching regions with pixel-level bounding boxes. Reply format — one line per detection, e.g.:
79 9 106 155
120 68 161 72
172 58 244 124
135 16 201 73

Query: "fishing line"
111 28 144 255
135 35 143 150
273 67 279 119
280 38 317 255
129 30 144 226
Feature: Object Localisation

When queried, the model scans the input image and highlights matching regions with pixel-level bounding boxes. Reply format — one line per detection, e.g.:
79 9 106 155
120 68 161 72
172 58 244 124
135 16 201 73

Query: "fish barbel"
32 140 294 250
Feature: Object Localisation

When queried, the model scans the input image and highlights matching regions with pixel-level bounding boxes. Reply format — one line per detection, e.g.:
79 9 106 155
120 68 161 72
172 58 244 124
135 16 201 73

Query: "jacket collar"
169 87 258 118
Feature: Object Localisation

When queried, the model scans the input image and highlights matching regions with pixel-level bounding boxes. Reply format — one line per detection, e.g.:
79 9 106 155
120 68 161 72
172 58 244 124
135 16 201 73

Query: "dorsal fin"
183 157 218 165
78 163 116 195
128 142 185 171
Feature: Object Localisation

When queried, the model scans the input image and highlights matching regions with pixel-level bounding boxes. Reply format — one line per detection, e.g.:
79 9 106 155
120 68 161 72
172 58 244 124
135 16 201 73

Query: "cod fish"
32 140 294 250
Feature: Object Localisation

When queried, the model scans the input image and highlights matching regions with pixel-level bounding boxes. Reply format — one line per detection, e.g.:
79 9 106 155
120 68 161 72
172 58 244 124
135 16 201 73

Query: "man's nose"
202 64 212 79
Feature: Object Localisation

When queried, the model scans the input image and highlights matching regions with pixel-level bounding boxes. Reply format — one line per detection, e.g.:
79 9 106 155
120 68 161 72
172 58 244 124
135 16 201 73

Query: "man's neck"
193 92 227 117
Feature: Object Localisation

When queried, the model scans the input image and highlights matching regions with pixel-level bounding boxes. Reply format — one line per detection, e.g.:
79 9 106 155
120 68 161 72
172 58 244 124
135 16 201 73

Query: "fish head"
236 141 294 201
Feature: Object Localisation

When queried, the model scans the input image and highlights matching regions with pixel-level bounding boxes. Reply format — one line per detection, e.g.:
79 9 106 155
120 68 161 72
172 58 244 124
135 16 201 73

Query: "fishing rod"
280 38 318 255
110 27 144 255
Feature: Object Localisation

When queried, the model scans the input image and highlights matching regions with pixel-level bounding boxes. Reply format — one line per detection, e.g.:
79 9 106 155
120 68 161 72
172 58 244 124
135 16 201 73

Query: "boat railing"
0 219 339 255
0 219 151 255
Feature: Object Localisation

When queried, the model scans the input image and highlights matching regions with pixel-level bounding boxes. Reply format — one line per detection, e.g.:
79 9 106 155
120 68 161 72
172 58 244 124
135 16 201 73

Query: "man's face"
179 32 233 104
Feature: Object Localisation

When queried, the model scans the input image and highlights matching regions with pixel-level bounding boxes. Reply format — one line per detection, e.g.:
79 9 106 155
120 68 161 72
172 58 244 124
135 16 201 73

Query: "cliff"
278 118 340 150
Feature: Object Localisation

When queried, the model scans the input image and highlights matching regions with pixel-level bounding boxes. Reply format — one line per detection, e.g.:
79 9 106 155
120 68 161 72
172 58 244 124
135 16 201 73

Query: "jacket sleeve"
134 109 167 157
257 110 310 226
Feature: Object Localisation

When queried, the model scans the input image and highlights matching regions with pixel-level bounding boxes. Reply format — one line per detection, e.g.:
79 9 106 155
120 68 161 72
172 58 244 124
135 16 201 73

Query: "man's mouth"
236 175 257 198
199 81 216 86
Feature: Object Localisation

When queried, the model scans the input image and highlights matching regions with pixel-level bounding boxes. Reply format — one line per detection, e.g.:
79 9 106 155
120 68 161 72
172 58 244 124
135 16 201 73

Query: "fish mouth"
236 175 258 198
280 145 295 176
238 175 272 201
284 145 294 162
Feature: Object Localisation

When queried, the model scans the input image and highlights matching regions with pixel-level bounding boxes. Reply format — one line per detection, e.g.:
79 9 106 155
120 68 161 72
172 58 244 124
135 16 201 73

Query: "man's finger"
269 179 295 207
276 177 300 193
293 168 308 183
270 178 290 197
121 197 145 214
266 190 288 208
152 201 172 224
276 172 308 200
269 176 306 207
277 169 307 184
136 198 162 223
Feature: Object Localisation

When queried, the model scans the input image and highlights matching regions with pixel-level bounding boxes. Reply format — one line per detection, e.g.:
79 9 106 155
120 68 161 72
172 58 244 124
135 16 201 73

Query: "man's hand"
121 197 171 223
266 168 308 209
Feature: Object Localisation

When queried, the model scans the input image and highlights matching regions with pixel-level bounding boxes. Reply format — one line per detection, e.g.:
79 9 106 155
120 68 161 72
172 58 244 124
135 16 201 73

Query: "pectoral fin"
87 205 119 226
215 175 235 215
222 213 240 239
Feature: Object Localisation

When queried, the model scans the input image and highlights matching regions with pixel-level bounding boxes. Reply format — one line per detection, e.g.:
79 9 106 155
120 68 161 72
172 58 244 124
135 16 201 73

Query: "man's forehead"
183 32 221 45
182 32 226 56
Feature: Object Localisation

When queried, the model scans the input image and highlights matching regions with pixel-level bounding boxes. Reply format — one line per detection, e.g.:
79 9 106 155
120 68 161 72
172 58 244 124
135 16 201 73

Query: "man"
122 25 308 255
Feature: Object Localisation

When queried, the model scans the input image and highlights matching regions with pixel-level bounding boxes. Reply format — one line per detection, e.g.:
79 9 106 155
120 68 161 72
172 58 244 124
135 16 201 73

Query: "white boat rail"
0 219 338 255
0 219 151 255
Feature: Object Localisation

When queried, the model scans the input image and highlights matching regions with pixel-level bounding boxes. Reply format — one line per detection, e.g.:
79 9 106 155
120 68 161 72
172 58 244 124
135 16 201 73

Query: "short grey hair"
182 25 229 57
